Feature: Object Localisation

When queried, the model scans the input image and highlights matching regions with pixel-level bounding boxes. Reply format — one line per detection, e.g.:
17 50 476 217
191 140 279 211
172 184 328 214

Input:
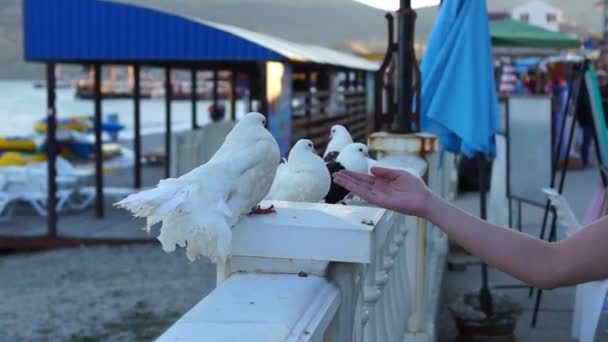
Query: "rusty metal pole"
396 0 416 133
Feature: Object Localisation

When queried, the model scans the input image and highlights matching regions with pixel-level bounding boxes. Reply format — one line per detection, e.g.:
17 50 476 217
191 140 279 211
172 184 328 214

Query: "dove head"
330 125 350 139
288 139 319 165
292 139 316 155
239 112 267 128
337 143 369 174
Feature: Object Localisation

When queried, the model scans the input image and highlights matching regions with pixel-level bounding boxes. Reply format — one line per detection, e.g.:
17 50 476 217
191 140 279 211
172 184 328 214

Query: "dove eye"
308 143 312 148
358 148 363 152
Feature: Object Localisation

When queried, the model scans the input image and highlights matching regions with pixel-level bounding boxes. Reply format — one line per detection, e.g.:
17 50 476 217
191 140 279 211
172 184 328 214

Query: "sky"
353 0 441 11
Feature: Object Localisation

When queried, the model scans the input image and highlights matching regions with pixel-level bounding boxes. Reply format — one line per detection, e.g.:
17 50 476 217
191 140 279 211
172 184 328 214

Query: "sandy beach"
0 245 215 341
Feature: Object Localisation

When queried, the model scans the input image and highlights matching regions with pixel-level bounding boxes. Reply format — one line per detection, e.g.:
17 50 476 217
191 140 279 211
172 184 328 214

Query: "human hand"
333 166 434 218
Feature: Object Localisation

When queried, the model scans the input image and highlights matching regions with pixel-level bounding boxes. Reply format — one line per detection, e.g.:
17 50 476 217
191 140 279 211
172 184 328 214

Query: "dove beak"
329 133 333 139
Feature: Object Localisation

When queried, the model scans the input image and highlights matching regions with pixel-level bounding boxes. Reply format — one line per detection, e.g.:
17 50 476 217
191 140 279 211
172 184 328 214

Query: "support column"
230 71 237 121
46 62 58 235
133 64 142 189
191 68 198 129
93 63 104 218
164 67 172 178
213 69 219 117
259 63 268 117
396 0 416 133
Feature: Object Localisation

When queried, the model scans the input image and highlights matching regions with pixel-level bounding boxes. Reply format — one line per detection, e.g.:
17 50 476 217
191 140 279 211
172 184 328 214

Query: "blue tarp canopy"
420 0 499 157
23 0 377 71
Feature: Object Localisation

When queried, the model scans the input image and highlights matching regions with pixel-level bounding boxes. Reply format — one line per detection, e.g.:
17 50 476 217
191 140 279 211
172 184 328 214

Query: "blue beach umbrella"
419 0 500 317
420 0 499 158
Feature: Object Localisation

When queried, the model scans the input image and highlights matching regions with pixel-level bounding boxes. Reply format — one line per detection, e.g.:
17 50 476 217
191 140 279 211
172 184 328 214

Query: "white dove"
323 124 353 162
265 139 331 202
115 112 280 263
325 142 369 204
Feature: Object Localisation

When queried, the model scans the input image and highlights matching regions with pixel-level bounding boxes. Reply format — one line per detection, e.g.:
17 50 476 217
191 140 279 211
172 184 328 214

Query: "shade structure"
490 19 580 49
23 0 377 71
420 0 499 157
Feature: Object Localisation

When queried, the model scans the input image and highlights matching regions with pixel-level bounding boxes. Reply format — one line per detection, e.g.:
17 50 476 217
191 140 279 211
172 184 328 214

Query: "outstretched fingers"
334 173 379 203
334 171 372 189
335 169 374 182
370 167 403 181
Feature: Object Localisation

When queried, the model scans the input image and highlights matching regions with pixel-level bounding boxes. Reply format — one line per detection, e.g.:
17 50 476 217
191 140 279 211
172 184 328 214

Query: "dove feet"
248 204 276 215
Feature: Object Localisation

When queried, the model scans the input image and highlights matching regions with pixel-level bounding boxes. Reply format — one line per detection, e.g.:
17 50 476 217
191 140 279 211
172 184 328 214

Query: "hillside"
0 0 602 79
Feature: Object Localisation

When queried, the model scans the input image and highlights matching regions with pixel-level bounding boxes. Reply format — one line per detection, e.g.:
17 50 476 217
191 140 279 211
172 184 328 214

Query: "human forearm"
423 193 562 289
333 167 608 288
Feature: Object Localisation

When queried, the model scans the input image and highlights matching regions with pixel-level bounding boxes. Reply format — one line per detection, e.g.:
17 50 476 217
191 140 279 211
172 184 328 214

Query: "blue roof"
23 0 378 71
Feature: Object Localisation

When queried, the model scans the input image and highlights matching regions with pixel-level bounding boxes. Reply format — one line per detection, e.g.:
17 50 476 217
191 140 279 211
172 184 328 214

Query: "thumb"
370 167 402 181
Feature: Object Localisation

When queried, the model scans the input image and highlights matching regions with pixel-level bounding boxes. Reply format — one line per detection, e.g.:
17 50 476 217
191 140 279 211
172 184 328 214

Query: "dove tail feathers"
114 182 195 232
157 212 232 263
116 180 234 263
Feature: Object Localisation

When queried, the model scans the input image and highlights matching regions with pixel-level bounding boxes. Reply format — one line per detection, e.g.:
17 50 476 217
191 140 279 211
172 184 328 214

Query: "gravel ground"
0 245 216 341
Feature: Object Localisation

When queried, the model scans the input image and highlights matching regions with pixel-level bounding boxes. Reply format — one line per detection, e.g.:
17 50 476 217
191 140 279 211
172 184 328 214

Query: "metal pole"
344 70 351 115
535 76 582 318
133 64 142 189
529 62 583 300
375 13 396 131
93 63 104 218
46 62 58 236
537 63 581 242
259 63 268 117
191 68 198 129
396 0 415 133
305 71 312 117
478 153 493 317
517 200 523 232
532 61 589 328
247 73 254 112
213 69 219 116
230 71 237 121
164 67 172 178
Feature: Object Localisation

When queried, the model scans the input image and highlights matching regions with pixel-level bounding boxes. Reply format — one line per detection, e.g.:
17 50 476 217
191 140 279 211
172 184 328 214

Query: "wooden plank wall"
291 88 369 152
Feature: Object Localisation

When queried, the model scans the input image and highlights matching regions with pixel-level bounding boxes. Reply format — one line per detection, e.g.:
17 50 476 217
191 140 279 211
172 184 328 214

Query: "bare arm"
425 193 608 289
334 167 608 289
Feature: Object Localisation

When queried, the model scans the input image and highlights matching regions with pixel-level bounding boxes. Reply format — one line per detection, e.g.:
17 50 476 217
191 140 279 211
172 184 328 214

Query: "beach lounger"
0 166 78 217
0 192 18 222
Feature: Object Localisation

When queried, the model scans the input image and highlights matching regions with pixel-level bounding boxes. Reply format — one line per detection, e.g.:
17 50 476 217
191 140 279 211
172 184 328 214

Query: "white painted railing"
158 135 449 342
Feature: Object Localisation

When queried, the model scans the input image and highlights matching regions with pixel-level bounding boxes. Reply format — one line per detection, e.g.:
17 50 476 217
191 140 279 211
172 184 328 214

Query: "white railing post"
159 132 453 341
325 262 364 341
368 132 450 342
407 217 428 333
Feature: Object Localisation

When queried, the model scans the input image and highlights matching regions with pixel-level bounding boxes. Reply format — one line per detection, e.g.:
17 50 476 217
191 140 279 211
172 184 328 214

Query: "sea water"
0 80 247 138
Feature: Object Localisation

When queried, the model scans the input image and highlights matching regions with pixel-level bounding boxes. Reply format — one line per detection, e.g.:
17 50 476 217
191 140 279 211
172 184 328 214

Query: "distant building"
510 1 563 32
